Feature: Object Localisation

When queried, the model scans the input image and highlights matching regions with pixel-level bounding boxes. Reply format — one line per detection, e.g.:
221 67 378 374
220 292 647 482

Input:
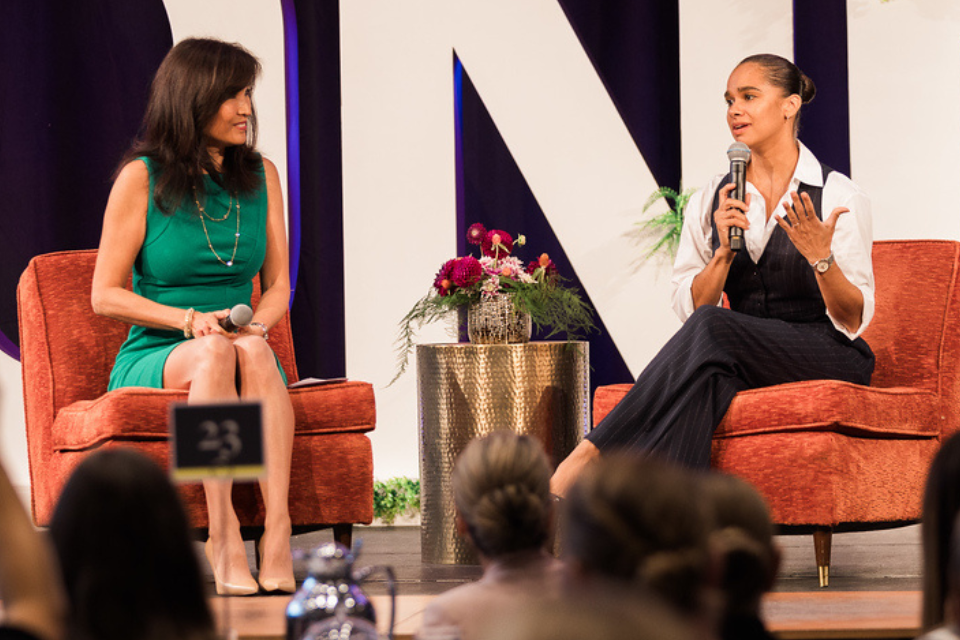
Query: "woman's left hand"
776 191 848 264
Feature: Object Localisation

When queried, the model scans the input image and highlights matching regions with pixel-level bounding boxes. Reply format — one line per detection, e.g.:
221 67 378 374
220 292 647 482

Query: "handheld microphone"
219 304 254 332
726 142 751 252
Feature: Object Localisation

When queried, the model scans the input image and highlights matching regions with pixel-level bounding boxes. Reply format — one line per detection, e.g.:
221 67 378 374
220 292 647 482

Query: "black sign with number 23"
170 402 265 482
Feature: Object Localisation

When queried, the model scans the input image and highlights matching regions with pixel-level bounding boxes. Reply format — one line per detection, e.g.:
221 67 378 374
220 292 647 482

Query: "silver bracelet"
249 321 268 341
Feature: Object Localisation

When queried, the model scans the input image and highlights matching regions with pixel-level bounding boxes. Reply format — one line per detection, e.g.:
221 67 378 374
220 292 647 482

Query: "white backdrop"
2 0 958 493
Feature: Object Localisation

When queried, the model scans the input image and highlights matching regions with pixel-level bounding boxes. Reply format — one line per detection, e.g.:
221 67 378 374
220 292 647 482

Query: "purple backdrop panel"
0 1 172 359
285 0 346 378
794 0 851 176
455 57 633 391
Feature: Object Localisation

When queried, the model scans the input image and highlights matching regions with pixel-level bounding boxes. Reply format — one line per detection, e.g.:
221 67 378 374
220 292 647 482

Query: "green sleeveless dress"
109 157 283 389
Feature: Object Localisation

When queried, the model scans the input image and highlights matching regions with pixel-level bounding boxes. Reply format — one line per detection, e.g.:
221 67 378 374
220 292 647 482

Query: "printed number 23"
198 420 242 465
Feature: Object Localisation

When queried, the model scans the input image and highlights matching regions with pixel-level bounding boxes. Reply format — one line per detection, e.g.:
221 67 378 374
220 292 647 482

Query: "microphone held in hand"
219 304 254 332
726 142 751 252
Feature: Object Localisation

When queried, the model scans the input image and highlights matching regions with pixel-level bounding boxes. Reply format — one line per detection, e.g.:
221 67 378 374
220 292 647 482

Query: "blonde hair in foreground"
452 432 553 558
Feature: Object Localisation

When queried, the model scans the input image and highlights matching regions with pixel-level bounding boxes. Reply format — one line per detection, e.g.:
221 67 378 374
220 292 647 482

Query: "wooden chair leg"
333 523 353 549
813 527 832 588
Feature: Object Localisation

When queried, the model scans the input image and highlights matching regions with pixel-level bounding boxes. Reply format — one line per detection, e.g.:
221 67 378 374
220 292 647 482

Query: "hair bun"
637 548 707 613
799 72 817 104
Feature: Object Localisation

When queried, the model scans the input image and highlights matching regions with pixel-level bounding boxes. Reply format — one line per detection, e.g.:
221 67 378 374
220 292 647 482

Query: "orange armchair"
18 249 376 545
593 240 960 586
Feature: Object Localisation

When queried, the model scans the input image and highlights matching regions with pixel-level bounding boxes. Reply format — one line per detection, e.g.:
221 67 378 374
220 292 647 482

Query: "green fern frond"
635 184 696 261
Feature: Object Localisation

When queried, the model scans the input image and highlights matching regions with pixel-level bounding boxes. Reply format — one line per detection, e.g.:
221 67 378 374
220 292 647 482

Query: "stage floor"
202 523 924 639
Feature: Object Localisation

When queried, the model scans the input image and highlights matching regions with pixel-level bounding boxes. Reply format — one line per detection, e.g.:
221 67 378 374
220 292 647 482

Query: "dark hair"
453 432 553 558
50 448 216 640
701 473 777 617
563 454 711 614
921 433 960 630
119 37 263 214
738 53 816 133
948 512 960 607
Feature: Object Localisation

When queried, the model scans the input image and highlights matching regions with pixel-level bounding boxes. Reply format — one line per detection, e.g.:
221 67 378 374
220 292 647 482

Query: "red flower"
481 229 514 258
434 259 457 296
466 223 487 245
527 253 559 282
451 256 483 287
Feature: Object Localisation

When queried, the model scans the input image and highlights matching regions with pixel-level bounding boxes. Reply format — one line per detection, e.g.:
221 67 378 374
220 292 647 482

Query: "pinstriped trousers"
586 305 875 469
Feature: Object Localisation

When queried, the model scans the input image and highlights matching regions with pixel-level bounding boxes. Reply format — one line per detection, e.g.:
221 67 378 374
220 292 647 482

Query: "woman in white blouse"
552 53 875 495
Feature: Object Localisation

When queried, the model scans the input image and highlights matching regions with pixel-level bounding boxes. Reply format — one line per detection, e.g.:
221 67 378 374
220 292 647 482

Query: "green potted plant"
635 185 696 261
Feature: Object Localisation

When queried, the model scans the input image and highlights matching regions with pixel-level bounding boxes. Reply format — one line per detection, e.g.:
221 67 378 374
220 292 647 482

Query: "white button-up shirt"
670 143 875 340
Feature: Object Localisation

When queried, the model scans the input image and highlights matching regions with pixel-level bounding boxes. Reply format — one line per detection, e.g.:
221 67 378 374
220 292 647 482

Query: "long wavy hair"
119 37 263 214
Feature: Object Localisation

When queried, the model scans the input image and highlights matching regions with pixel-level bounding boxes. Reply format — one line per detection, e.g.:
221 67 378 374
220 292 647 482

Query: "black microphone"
219 304 254 332
726 142 751 252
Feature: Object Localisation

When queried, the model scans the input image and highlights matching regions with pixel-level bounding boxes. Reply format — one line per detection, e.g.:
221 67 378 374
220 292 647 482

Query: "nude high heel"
205 539 258 597
257 538 296 594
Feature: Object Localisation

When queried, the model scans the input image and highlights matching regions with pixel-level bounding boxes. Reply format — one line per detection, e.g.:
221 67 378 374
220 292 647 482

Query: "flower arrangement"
392 223 596 381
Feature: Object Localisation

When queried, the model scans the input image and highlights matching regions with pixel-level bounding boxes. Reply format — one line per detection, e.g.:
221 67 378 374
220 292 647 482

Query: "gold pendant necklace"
194 188 241 267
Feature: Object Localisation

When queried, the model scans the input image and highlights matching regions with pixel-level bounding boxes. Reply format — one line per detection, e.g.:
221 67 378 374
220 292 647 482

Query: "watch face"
816 259 830 273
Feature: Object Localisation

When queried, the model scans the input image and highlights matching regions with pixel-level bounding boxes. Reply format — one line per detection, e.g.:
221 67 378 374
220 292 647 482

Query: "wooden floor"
206 524 925 640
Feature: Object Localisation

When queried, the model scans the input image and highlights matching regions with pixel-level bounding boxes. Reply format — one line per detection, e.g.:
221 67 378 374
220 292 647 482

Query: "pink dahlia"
481 229 514 258
466 223 487 245
434 259 457 296
451 256 483 287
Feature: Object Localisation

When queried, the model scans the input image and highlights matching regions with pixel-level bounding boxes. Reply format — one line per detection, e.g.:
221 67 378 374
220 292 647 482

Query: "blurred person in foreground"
917 512 960 640
561 454 719 639
920 434 960 635
0 457 64 640
418 432 564 640
701 472 781 640
49 449 217 640
478 592 696 640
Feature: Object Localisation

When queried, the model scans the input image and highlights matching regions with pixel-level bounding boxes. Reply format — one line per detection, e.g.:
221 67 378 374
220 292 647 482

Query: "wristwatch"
812 253 835 274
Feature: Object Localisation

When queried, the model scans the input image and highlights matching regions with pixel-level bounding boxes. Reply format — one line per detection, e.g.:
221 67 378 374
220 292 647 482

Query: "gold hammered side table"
416 341 589 564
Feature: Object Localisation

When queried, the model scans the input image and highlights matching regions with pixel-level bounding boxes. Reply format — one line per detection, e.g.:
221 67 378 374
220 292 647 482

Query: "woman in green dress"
91 38 295 596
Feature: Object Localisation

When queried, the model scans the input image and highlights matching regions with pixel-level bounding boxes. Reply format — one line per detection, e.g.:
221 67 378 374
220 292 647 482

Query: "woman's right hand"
190 309 230 338
713 182 751 254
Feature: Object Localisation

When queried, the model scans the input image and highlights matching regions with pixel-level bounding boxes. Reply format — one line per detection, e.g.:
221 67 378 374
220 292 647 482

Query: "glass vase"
466 293 532 344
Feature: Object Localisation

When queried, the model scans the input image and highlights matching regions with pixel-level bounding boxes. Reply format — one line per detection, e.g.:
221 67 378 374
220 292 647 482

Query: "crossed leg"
234 335 295 592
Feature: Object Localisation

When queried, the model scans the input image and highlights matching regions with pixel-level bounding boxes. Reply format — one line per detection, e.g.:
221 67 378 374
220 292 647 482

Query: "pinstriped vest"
710 163 833 323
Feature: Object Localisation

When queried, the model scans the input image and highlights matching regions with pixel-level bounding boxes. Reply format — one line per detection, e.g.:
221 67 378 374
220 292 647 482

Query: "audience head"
562 453 711 615
944 511 960 626
700 472 780 617
452 431 553 559
922 432 960 629
50 448 215 640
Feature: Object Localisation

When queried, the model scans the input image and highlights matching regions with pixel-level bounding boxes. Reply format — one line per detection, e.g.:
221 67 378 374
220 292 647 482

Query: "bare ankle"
551 441 600 498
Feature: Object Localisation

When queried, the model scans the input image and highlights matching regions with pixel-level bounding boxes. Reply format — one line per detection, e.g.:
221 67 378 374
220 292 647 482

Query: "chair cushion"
712 431 939 526
593 381 940 439
53 381 376 451
715 380 939 438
